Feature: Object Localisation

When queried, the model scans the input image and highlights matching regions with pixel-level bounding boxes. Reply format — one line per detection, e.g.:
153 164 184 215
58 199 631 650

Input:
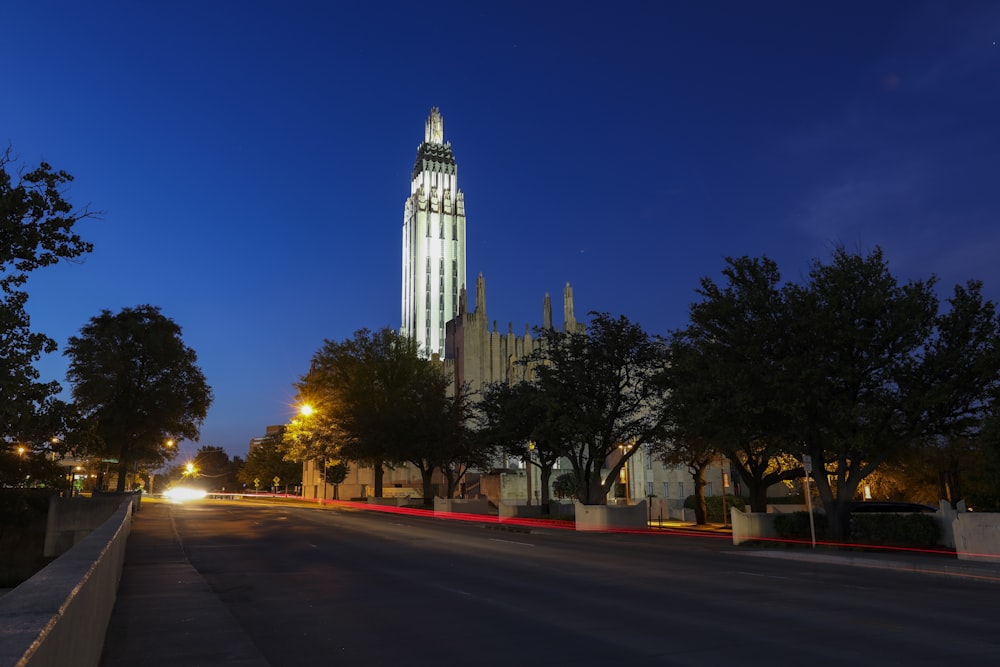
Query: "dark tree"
431 386 490 499
657 435 721 525
292 328 466 501
662 256 803 512
64 305 213 492
190 446 241 492
1 148 96 454
477 380 567 508
0 148 95 293
240 433 303 492
552 472 578 500
786 248 1000 539
528 313 669 505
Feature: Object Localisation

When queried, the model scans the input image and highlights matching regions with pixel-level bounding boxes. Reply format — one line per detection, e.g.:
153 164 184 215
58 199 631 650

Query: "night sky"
4 1 999 461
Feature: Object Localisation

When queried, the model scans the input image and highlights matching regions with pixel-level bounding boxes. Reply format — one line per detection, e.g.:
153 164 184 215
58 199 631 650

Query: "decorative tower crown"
425 107 444 145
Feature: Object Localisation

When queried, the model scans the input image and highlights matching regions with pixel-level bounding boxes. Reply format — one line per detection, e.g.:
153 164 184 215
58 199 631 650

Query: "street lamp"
16 445 27 488
299 403 324 503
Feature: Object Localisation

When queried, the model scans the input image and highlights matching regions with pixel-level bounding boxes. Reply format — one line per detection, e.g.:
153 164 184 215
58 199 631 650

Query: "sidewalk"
655 519 1000 583
99 499 269 667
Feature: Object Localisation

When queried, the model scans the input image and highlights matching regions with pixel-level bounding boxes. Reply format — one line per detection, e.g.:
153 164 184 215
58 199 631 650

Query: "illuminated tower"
401 107 467 358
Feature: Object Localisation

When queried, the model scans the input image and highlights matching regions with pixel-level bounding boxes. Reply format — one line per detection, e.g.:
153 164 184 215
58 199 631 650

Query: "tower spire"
564 282 577 332
425 107 444 144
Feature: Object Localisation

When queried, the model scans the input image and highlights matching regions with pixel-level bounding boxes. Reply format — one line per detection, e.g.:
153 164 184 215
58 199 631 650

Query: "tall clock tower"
401 107 467 358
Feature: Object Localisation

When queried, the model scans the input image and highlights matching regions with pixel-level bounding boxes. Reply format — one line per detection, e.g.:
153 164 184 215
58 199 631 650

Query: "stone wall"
574 501 648 531
953 512 1000 563
0 499 132 667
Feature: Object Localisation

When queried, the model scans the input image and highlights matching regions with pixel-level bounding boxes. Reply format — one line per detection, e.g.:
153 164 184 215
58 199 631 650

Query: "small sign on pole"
802 454 816 549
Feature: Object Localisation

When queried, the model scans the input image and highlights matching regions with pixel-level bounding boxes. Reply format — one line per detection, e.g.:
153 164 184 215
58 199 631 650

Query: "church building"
299 107 716 513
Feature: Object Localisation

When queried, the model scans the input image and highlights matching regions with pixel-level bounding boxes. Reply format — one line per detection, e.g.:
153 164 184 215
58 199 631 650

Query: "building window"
706 482 714 497
678 482 684 499
662 482 669 498
646 481 654 496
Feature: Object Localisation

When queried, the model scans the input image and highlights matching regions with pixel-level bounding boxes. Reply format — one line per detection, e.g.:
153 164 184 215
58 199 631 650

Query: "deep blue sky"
5 1 999 461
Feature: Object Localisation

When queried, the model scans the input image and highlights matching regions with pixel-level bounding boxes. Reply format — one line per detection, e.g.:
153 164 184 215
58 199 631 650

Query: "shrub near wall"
773 512 828 541
850 513 940 548
774 511 941 547
683 495 746 523
0 490 52 586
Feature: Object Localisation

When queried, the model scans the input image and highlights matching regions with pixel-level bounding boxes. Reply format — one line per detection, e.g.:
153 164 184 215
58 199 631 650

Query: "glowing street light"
297 403 326 503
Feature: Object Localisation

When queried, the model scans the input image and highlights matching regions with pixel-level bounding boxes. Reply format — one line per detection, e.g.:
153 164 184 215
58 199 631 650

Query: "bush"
773 509 940 547
773 511 829 540
683 494 746 522
0 489 54 587
552 472 577 500
850 512 940 547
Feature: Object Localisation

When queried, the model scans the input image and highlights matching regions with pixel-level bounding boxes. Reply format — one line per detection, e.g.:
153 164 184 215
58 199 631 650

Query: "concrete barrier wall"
367 497 412 507
0 498 133 667
498 502 543 518
731 508 779 545
44 495 137 558
497 501 576 518
953 512 1000 563
574 501 648 531
433 497 492 515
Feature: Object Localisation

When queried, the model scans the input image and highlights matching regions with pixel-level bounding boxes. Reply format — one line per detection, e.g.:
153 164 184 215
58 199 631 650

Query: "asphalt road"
136 499 1000 666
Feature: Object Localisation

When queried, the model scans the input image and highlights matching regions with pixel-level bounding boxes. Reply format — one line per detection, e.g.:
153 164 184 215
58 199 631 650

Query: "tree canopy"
240 432 303 493
526 313 670 505
662 256 803 512
477 380 568 507
666 247 1000 539
289 327 472 501
64 305 213 491
1 149 96 460
787 248 1000 538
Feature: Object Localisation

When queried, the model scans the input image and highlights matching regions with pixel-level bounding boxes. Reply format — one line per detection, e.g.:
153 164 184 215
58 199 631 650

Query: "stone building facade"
442 273 584 397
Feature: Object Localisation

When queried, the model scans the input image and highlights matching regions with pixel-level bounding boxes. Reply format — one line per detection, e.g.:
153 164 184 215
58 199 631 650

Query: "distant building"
401 107 467 359
248 425 284 455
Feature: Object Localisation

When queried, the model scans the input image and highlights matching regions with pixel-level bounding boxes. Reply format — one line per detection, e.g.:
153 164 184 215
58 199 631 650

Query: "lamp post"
299 403 325 503
720 459 730 527
17 445 27 488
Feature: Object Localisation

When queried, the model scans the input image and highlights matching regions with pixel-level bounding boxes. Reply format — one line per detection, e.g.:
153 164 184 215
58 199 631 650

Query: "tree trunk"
692 467 708 525
372 460 384 498
747 479 768 513
827 501 850 542
115 448 130 492
539 465 553 512
421 466 435 505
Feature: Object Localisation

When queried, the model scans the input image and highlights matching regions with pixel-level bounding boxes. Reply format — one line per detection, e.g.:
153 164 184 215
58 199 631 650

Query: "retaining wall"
574 501 648 531
44 495 138 558
433 497 492 515
0 498 133 667
953 513 1000 564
